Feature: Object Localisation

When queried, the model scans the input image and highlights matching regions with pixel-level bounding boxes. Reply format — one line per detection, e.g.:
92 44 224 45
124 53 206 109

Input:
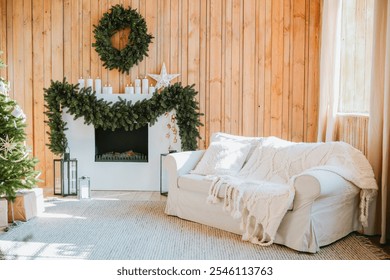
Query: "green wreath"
92 4 153 74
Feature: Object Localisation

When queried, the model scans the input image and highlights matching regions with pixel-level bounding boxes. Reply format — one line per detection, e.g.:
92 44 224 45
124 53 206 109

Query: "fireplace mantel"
63 93 181 191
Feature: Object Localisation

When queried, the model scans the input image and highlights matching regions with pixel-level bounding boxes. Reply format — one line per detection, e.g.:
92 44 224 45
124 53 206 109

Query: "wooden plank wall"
0 0 321 188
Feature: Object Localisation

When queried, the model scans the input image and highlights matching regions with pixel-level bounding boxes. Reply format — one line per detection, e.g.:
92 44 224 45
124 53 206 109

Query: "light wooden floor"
42 187 389 256
43 187 167 202
90 190 167 201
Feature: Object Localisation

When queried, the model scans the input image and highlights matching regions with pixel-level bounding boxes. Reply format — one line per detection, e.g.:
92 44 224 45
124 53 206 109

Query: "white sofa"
164 133 377 253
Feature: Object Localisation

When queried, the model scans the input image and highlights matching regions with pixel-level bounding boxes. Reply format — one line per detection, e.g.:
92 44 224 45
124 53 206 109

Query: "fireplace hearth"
95 125 148 162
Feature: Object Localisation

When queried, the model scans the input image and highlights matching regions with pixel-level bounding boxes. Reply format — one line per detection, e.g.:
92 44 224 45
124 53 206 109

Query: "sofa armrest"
164 150 205 189
164 150 205 216
292 169 352 211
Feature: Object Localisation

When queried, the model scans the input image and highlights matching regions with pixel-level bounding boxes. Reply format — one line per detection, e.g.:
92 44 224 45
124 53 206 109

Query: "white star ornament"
148 63 180 90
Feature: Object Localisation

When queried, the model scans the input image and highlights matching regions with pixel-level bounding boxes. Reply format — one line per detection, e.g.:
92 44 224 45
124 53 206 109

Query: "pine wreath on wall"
92 4 153 74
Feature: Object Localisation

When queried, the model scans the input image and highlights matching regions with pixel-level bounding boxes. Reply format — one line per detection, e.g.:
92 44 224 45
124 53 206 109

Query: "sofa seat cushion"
178 174 226 198
177 173 360 214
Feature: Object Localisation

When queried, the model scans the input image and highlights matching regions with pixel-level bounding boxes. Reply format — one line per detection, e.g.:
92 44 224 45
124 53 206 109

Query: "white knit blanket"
207 137 378 246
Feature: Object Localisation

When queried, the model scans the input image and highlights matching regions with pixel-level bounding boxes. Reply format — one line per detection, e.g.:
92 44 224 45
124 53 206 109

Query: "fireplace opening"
95 125 148 162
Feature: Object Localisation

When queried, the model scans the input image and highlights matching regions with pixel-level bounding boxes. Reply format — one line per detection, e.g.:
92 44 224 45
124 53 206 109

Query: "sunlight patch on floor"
0 240 91 260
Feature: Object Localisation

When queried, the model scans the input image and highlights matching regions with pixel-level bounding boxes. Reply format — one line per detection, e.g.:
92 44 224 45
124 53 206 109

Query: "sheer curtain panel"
367 0 390 244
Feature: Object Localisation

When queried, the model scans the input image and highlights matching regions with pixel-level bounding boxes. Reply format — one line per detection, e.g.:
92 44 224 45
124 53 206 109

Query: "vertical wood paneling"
63 0 72 80
270 0 284 138
32 0 47 186
138 0 147 81
180 0 188 86
264 0 272 137
306 0 320 141
209 0 223 135
188 0 200 87
52 0 64 81
223 0 232 133
1 0 321 189
291 0 306 142
43 0 54 187
198 0 207 148
70 0 80 84
0 0 7 79
145 0 158 85
242 0 256 136
5 0 13 93
230 0 241 137
256 0 266 137
282 0 291 140
23 0 33 147
12 0 23 104
90 0 100 82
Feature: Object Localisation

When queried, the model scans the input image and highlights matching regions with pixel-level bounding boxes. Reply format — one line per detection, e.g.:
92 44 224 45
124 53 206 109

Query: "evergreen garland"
44 79 203 156
92 4 154 74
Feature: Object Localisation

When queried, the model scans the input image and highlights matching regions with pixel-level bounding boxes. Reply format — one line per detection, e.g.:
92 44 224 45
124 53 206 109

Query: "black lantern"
53 149 78 196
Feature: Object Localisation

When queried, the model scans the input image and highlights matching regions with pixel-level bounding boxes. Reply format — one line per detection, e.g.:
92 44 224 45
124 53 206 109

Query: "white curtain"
318 0 390 242
367 0 390 244
317 0 342 142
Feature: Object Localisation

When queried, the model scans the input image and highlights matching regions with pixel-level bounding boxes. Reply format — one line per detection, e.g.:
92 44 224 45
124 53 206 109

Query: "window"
338 0 374 114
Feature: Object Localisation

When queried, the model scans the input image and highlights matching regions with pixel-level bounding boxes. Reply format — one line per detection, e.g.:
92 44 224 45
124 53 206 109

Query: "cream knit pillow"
190 141 252 176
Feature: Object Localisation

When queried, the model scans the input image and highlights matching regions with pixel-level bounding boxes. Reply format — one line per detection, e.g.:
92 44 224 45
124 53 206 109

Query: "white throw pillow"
191 141 252 176
210 132 263 162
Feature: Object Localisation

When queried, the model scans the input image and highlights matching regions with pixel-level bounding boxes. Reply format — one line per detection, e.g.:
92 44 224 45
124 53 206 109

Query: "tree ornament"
0 135 17 156
12 105 26 122
148 63 180 90
92 4 154 74
0 80 9 95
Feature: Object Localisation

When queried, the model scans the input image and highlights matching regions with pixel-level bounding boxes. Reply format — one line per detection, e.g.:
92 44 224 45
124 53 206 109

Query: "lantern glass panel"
53 158 78 196
54 160 62 195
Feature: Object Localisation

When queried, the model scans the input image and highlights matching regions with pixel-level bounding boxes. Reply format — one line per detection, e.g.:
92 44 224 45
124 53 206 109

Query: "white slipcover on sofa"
164 133 378 253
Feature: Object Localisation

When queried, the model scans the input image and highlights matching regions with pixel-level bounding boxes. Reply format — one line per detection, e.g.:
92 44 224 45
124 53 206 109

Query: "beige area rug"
0 199 388 260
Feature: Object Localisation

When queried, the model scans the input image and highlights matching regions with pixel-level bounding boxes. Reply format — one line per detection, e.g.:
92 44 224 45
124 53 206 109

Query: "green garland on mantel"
44 79 203 157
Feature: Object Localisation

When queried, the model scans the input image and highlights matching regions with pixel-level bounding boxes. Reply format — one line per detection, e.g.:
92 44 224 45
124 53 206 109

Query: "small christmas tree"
0 51 40 215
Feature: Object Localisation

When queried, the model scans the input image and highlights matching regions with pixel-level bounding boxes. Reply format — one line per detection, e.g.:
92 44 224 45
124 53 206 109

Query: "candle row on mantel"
102 85 113 94
78 77 102 94
124 83 156 95
129 76 156 95
77 76 156 95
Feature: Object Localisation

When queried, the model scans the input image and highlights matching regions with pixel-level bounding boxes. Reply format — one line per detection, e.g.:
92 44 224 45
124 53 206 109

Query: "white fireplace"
63 93 181 191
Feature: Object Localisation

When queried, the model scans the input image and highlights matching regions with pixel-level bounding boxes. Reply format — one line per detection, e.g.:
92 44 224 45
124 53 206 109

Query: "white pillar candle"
108 84 113 94
148 84 156 95
95 78 102 94
135 86 141 94
102 85 108 94
86 77 93 90
125 84 130 94
78 77 85 92
135 76 141 87
142 76 149 94
129 84 134 94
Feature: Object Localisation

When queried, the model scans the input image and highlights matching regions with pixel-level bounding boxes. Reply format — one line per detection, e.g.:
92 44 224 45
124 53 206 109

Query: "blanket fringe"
359 189 377 228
